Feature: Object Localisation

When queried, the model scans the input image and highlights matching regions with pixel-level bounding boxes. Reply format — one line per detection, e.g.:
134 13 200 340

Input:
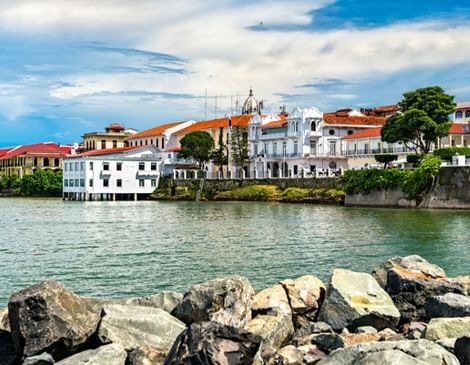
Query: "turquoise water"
0 198 469 306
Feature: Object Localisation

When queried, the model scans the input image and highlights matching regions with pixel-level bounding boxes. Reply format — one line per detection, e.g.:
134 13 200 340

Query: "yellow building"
83 123 137 151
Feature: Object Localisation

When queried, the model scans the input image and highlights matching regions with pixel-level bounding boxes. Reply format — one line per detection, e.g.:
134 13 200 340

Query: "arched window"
54 158 59 167
311 121 316 131
43 158 49 167
329 161 337 169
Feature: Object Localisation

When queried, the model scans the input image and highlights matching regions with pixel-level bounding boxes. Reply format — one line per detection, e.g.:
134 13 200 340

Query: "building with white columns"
62 145 162 201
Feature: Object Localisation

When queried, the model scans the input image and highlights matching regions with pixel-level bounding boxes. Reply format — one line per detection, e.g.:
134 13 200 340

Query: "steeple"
242 87 260 115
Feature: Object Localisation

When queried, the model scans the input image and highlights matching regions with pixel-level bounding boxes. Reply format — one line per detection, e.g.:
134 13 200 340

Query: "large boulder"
316 339 459 365
127 347 167 365
97 304 185 353
245 310 294 350
252 284 291 318
22 352 55 365
86 291 183 314
317 269 400 331
55 343 127 365
172 276 254 329
454 336 470 365
374 255 466 322
275 345 304 365
424 317 470 341
425 293 470 318
8 280 100 359
0 330 18 365
280 275 325 328
164 321 262 365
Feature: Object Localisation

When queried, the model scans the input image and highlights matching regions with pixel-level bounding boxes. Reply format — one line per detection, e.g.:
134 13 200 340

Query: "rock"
8 280 100 360
55 343 127 365
280 275 325 328
371 256 401 288
252 284 291 318
311 333 345 353
293 321 334 341
403 321 427 340
296 344 327 364
317 269 400 331
316 339 459 365
164 321 261 365
172 276 254 329
0 308 9 331
377 256 466 322
126 347 167 365
245 310 294 350
276 345 304 365
426 293 470 318
355 326 377 334
452 276 470 296
0 330 18 365
436 338 456 353
454 336 470 365
97 304 185 354
85 291 183 314
424 317 470 340
22 352 55 365
342 332 382 347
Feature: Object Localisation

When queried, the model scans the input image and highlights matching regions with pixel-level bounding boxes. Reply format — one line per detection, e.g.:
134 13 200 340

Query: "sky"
1 0 470 146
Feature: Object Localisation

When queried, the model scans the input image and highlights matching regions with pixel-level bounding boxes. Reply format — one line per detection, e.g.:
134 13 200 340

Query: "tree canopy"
179 131 214 169
374 154 398 168
230 126 249 169
381 86 456 155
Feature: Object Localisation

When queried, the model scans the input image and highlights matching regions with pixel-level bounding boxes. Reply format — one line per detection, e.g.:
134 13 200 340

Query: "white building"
453 101 470 123
248 107 385 177
125 121 195 149
62 146 162 201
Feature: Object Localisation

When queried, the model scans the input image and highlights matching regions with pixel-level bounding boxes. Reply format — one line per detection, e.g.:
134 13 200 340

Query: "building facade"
82 123 137 151
125 121 195 149
453 101 470 123
62 146 161 201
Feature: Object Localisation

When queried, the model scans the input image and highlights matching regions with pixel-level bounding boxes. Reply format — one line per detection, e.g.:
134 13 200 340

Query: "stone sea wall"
345 166 470 209
1 255 469 364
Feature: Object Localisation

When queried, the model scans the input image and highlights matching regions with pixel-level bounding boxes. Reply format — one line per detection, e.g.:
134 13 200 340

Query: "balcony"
260 132 287 140
136 170 159 177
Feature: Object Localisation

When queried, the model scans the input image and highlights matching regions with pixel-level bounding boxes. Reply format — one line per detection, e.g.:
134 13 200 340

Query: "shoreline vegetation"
1 255 469 364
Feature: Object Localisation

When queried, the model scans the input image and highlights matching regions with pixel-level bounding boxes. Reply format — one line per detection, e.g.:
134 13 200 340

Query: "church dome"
242 88 260 115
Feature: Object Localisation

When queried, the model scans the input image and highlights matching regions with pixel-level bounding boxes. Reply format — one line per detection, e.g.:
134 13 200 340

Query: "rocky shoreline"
1 255 469 365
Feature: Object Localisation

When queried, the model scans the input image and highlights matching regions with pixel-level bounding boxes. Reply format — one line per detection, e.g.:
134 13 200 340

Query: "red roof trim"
72 146 138 157
0 143 68 161
343 127 382 140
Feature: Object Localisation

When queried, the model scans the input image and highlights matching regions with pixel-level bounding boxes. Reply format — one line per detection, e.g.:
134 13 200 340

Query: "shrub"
401 155 442 199
406 154 421 165
280 188 310 200
433 147 470 161
374 154 398 167
338 168 409 195
216 185 279 201
325 189 346 199
310 188 327 197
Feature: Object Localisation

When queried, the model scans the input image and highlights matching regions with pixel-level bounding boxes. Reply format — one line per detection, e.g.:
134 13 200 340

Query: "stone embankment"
1 255 469 364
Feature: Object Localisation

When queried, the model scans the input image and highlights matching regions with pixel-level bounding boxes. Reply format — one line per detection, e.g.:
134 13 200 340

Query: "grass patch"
215 184 280 201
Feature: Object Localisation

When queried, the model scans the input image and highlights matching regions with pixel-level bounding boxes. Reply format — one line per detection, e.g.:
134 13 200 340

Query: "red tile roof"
174 115 252 136
374 105 400 113
323 113 386 126
0 147 13 158
0 143 69 161
126 122 183 139
450 123 469 134
107 123 125 130
343 127 382 140
72 146 137 157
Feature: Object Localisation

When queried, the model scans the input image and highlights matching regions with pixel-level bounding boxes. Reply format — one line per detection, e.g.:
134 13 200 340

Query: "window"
311 121 316 131
282 142 287 156
74 162 79 170
156 139 159 148
151 162 157 171
101 140 106 149
80 162 84 171
264 143 267 155
293 141 298 155
103 179 109 187
310 140 316 155
70 179 74 187
329 161 337 169
113 140 117 149
329 141 336 155
116 162 122 171
456 111 463 119
329 129 335 136
294 121 298 133
80 179 85 187
55 158 60 167
64 179 69 187
347 130 354 135
43 158 49 167
140 140 143 146
162 138 165 149
151 139 154 145
103 162 109 171
139 162 145 171
89 162 93 170
293 165 298 175
64 163 68 172
273 143 277 155
466 111 470 118
89 179 93 187
145 140 148 146
254 144 258 156
75 179 79 187
364 143 369 153
139 179 145 187
117 179 122 187
151 179 157 187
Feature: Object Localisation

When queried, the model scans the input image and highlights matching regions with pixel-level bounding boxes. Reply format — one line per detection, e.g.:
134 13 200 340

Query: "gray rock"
316 339 459 365
276 345 304 365
293 321 334 340
245 310 294 350
126 347 166 365
172 276 254 329
355 326 378 334
164 321 262 365
317 269 400 331
252 284 292 318
403 321 427 340
8 280 100 360
426 293 470 318
0 330 18 365
22 352 55 365
85 291 183 314
55 343 127 365
454 336 470 365
0 308 9 331
97 304 185 354
436 338 456 353
424 317 470 340
296 344 327 364
311 333 345 353
280 275 325 328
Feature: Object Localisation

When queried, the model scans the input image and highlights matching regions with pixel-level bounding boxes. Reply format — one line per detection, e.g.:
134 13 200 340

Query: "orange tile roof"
174 115 252 136
374 104 400 113
343 127 382 140
72 146 137 157
323 113 386 126
126 122 183 140
450 123 469 134
261 119 288 129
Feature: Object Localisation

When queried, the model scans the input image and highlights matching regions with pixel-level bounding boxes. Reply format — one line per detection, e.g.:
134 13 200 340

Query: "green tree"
211 127 228 174
179 131 214 169
381 86 456 155
19 170 62 196
230 126 248 171
374 154 398 168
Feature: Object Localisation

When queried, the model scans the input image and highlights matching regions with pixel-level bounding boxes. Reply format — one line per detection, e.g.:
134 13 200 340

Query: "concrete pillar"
113 193 116 201
183 170 187 179
134 193 138 201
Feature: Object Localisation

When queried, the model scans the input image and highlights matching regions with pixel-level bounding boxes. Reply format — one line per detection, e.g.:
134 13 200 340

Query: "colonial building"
453 101 470 123
125 121 195 149
82 123 137 151
62 146 161 201
0 142 74 177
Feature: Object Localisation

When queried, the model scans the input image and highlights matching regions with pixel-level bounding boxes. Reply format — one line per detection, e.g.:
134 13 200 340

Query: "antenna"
204 88 208 121
214 93 217 119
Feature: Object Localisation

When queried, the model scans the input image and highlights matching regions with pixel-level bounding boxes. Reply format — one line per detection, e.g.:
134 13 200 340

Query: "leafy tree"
381 86 456 155
211 127 228 174
19 170 62 196
374 154 398 168
433 147 470 161
230 126 249 172
179 131 214 169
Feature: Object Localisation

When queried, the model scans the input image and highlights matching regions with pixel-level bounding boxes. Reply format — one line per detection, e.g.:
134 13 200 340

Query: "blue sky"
1 0 470 146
